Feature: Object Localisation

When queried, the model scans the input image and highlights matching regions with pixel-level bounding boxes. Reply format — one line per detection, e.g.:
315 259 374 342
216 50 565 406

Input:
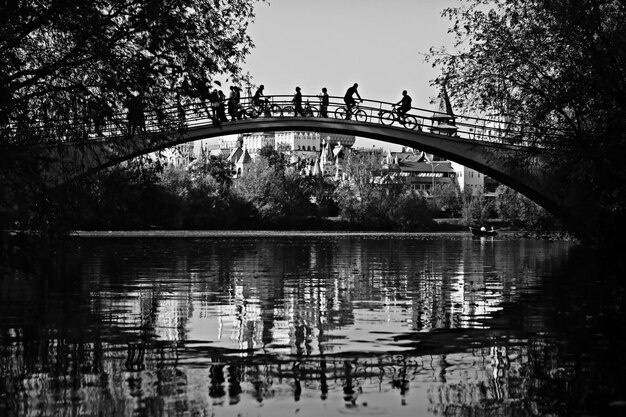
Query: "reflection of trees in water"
0 237 578 415
44 237 552 355
2 327 610 417
1 332 573 416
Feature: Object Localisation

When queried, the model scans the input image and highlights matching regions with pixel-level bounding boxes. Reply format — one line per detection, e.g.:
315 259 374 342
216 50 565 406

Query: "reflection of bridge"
5 95 595 240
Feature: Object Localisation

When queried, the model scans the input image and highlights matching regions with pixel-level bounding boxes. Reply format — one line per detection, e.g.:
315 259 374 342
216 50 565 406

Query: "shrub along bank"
49 148 561 234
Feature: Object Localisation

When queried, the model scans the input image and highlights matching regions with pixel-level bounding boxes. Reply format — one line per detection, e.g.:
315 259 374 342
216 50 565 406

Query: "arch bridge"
4 95 594 241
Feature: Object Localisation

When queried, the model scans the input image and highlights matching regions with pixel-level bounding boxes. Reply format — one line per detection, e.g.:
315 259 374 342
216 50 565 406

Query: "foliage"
233 158 288 221
0 0 264 236
427 0 626 241
1 0 263 144
54 153 259 230
431 183 463 216
334 150 384 213
187 153 233 194
334 150 382 224
495 185 558 230
232 150 314 221
62 164 182 230
156 157 249 229
259 144 289 171
304 175 338 217
333 150 436 230
280 166 315 217
390 191 438 231
461 189 495 226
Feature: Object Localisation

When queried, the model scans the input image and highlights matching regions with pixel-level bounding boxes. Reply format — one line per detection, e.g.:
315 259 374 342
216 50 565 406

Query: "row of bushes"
47 148 559 232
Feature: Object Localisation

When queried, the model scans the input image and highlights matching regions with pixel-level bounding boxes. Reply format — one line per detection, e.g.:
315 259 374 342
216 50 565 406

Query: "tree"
431 183 462 216
495 184 558 230
391 191 437 231
0 0 263 236
427 0 626 242
333 150 434 229
334 150 385 224
1 0 263 145
304 175 338 216
233 158 286 221
259 144 289 171
187 153 233 195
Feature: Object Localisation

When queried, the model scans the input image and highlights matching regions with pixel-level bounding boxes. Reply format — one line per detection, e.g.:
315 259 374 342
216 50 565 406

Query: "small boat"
469 226 498 236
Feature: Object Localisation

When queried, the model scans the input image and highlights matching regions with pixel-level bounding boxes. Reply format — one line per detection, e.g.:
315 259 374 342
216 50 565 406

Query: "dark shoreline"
68 230 472 238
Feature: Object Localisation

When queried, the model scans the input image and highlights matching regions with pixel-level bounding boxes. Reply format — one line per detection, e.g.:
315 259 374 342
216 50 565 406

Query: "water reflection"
1 235 625 416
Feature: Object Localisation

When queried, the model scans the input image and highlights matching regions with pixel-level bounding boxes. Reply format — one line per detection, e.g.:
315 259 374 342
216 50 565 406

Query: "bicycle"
335 100 367 122
378 105 420 130
244 98 282 118
282 99 319 117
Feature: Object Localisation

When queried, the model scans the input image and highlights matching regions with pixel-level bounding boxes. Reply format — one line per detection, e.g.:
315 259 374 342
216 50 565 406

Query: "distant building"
318 133 355 147
227 139 252 178
382 150 457 194
159 132 498 191
449 162 500 196
217 132 355 179
232 132 274 156
317 140 345 179
275 131 321 159
218 136 241 150
160 142 195 167
450 162 484 195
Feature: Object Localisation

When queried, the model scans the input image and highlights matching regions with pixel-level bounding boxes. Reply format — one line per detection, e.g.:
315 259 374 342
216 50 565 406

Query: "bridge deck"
5 95 563 149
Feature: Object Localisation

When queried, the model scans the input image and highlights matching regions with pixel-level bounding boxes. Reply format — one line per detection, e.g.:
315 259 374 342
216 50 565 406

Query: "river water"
1 232 626 417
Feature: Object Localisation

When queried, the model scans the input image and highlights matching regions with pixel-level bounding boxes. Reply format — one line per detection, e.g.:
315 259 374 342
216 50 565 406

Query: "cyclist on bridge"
395 90 412 121
252 84 271 116
253 85 267 107
343 83 362 120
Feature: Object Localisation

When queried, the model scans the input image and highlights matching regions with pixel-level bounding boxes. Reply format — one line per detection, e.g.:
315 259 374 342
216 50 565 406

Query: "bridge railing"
3 94 562 148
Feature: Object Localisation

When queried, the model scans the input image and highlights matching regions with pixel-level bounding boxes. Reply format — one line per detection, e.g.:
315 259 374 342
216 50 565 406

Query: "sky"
239 0 459 149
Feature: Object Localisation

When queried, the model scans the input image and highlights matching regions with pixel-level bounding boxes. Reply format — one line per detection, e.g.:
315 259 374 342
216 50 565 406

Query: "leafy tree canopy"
429 0 626 146
1 0 263 145
427 0 626 241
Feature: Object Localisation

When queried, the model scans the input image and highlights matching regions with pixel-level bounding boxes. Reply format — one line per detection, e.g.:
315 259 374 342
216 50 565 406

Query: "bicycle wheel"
354 109 368 123
244 107 259 118
403 115 419 130
379 111 394 126
282 106 294 117
306 106 319 117
335 107 348 120
269 104 282 117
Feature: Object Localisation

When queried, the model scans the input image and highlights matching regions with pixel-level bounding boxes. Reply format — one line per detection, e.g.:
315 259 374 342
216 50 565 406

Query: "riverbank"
68 230 472 238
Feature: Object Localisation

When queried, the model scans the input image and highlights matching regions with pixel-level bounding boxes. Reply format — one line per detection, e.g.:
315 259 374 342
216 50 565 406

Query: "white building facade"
450 162 485 195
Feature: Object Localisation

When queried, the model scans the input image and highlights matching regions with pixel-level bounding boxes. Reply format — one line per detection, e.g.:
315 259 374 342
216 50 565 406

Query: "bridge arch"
14 95 592 241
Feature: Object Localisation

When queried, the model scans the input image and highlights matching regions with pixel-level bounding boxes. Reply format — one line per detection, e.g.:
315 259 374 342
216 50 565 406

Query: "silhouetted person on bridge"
196 80 213 121
228 86 239 121
395 90 412 121
253 85 265 107
253 84 271 116
293 86 303 116
126 93 145 135
344 83 362 120
217 89 228 122
208 88 221 126
319 87 329 117
88 100 106 137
